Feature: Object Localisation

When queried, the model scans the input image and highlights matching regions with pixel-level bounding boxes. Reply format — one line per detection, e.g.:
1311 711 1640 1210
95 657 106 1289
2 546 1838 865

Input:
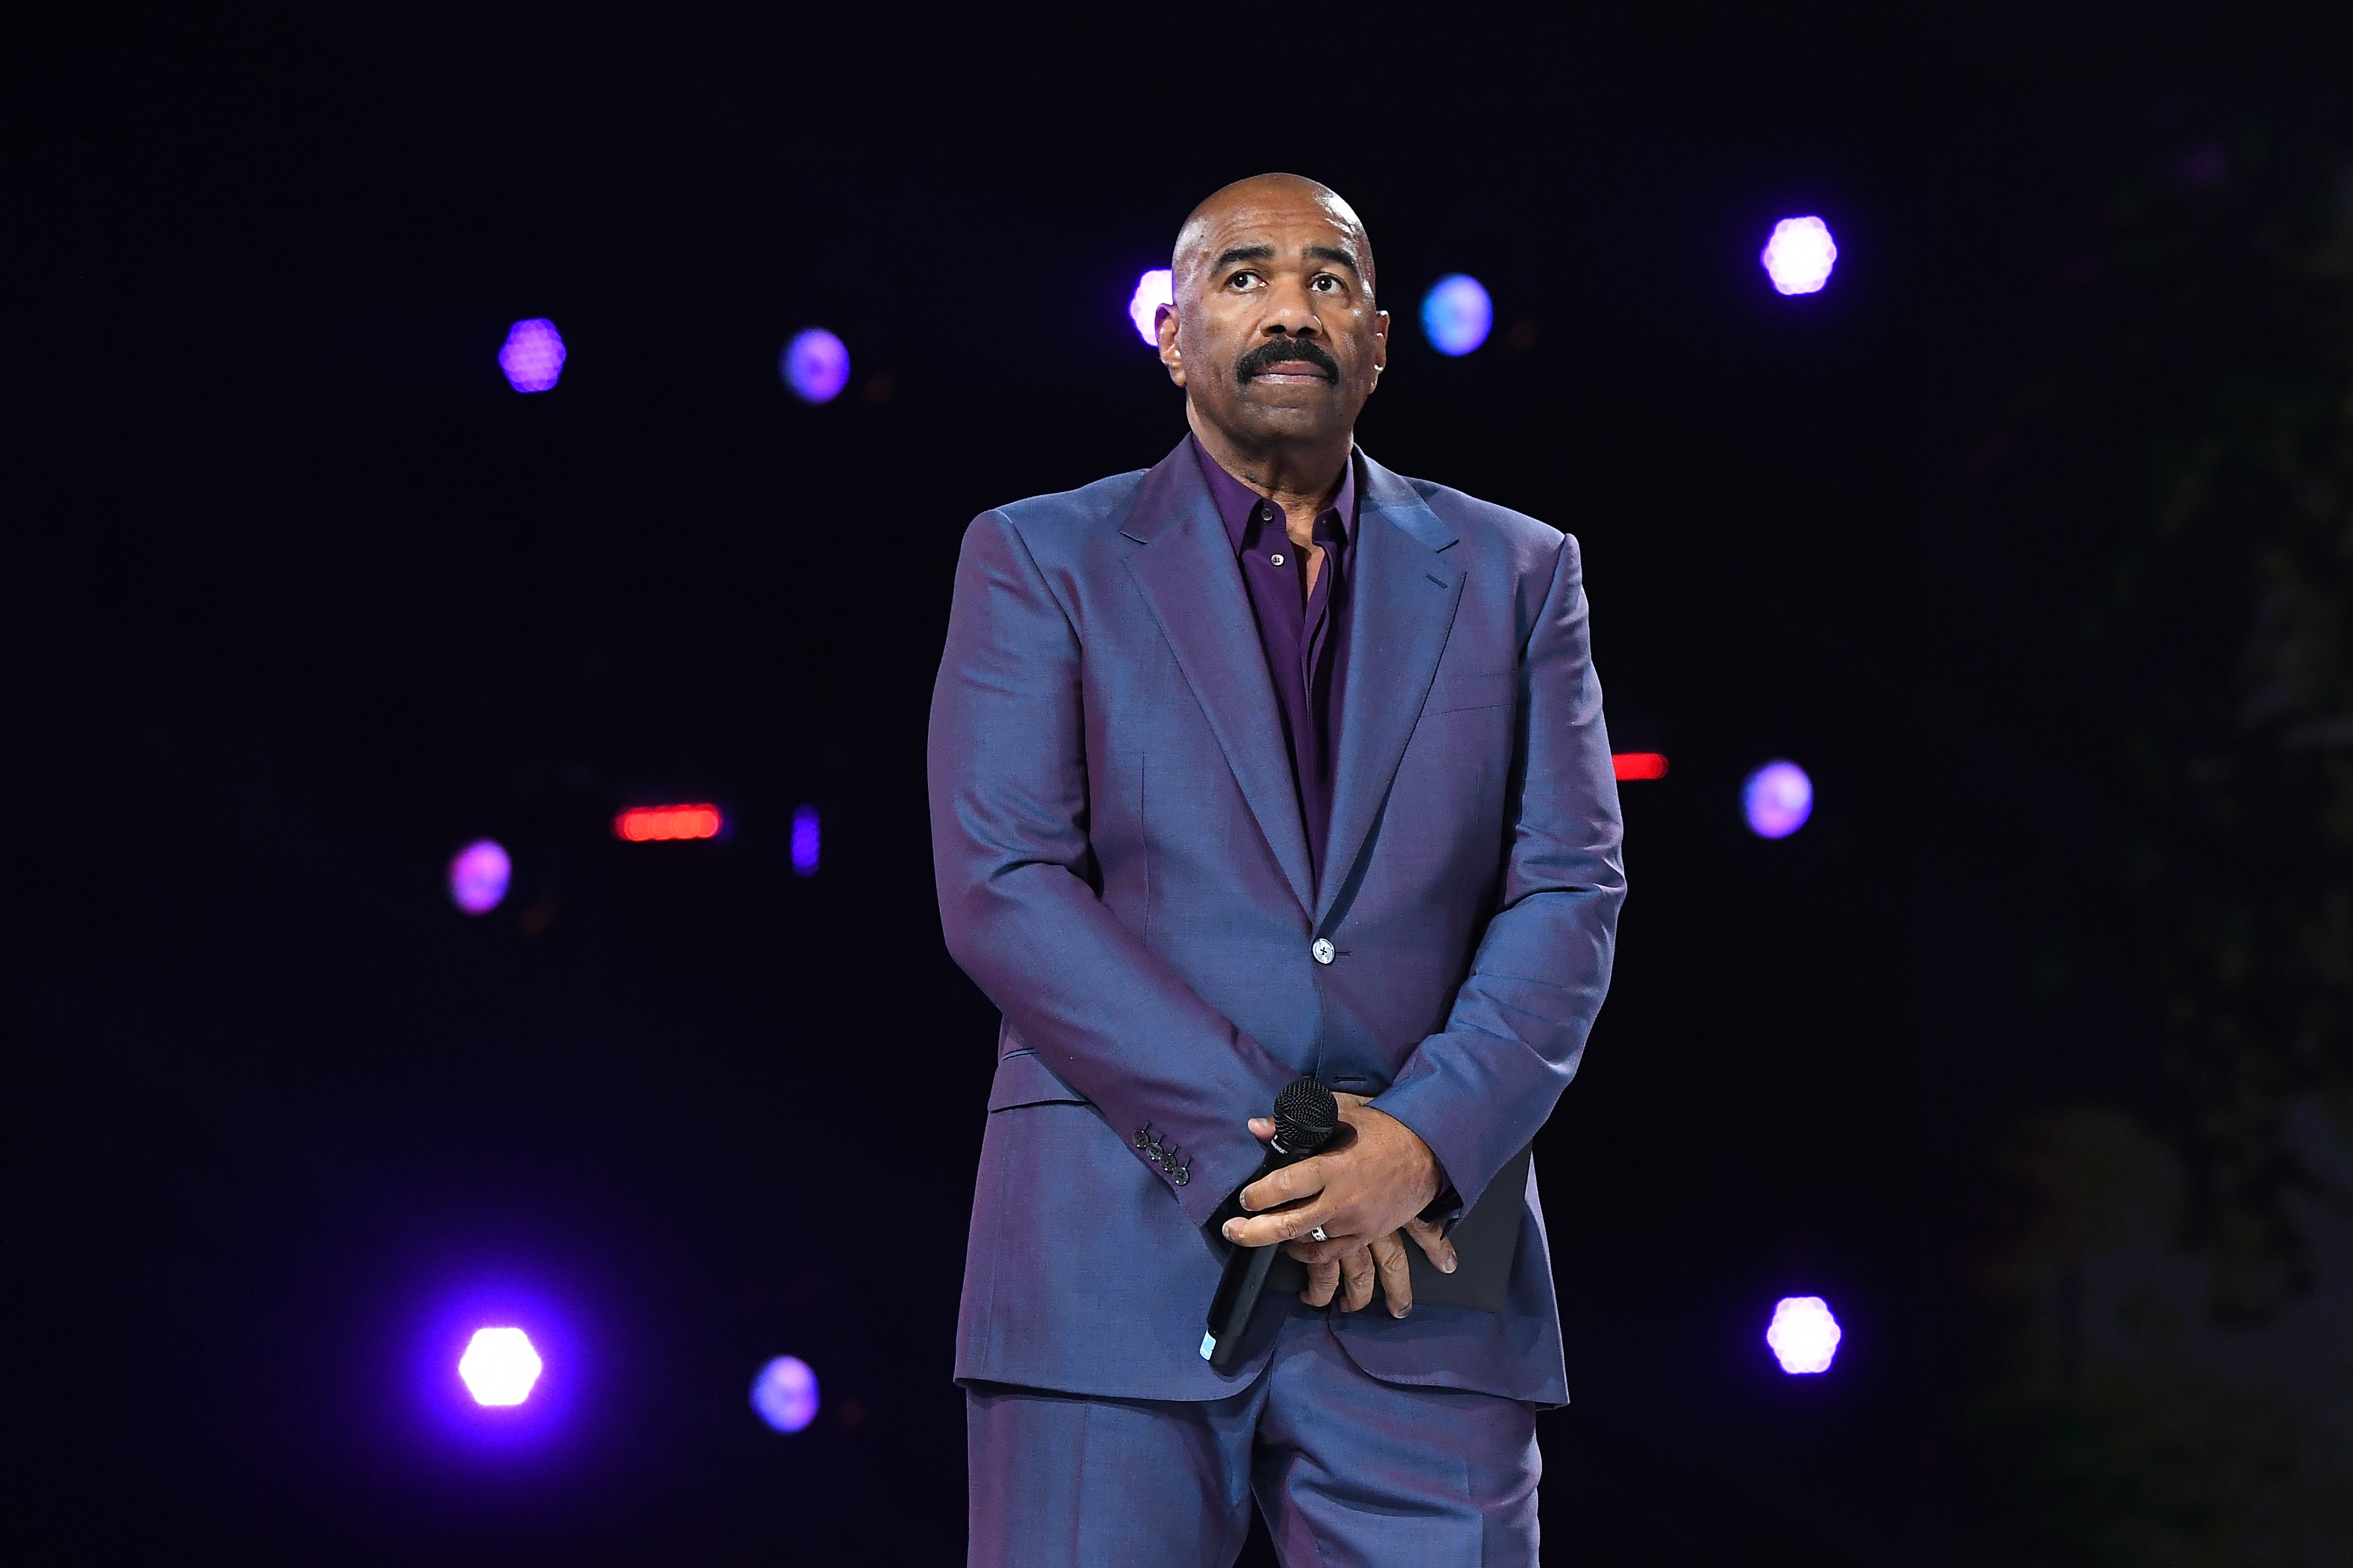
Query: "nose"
1259 275 1324 336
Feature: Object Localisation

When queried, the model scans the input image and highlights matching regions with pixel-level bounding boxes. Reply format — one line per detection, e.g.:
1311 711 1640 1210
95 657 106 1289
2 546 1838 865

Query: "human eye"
1310 273 1344 294
1228 270 1262 291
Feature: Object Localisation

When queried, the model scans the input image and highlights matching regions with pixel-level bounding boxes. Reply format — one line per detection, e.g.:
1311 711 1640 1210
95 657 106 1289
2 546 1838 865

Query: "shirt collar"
1188 433 1357 558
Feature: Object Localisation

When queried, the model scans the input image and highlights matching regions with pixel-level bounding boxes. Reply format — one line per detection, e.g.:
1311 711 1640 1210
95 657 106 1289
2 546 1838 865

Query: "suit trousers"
965 1301 1539 1567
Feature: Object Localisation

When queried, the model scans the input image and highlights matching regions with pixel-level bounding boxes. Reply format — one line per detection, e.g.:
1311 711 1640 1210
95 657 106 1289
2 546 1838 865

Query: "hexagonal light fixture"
458 1326 544 1406
1766 1295 1842 1374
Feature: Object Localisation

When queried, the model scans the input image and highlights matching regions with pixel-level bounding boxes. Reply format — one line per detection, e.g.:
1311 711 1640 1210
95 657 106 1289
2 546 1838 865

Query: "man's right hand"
1239 1098 1457 1317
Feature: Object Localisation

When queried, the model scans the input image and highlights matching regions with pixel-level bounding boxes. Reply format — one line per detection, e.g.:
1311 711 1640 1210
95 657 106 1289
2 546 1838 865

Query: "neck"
1186 408 1352 526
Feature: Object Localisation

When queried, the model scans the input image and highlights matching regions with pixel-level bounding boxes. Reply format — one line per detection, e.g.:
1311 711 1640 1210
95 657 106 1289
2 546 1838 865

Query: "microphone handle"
1200 1138 1316 1368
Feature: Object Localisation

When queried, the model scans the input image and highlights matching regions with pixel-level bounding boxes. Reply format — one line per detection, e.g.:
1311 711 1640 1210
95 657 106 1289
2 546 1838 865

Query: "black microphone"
1200 1078 1340 1367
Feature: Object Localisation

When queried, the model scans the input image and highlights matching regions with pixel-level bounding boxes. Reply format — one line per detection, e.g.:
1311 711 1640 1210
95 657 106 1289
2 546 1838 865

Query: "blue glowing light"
1767 1295 1842 1374
448 839 512 915
1128 268 1174 345
497 319 567 393
1742 760 1813 839
751 1355 820 1432
1420 275 1493 356
783 329 851 404
458 1327 544 1406
791 804 820 877
1760 217 1838 296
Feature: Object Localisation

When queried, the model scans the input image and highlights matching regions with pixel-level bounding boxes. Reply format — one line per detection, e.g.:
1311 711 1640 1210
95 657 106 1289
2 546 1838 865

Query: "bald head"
1174 173 1377 303
1156 173 1389 488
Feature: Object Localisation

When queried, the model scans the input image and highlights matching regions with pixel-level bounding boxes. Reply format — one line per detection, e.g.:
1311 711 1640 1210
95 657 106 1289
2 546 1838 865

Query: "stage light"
1612 752 1669 781
1766 1296 1841 1374
1742 760 1813 839
614 804 724 842
447 839 512 914
1420 274 1492 357
1128 268 1173 345
497 319 567 392
458 1327 544 1406
783 328 851 404
750 1355 821 1433
1760 217 1838 296
791 804 820 876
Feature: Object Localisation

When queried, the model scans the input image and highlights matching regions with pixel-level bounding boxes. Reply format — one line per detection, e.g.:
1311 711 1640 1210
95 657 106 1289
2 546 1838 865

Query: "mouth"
1237 341 1340 386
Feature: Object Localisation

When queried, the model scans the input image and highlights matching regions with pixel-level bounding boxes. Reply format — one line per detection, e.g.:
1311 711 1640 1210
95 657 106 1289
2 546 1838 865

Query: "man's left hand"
1220 1096 1451 1312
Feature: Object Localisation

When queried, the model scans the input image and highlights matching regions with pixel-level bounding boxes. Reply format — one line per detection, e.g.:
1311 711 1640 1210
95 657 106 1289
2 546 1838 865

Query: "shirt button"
1270 553 1285 566
1312 938 1336 965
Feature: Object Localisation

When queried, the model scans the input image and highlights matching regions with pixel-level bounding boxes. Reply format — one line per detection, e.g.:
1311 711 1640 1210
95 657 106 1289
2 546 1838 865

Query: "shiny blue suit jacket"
928 436 1625 1406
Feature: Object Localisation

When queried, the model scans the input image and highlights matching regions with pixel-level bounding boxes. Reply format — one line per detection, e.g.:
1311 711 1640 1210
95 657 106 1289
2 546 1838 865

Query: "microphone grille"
1273 1079 1340 1154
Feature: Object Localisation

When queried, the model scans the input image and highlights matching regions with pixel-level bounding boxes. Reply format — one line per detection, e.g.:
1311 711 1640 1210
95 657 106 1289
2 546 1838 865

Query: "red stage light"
614 804 724 842
1612 752 1669 781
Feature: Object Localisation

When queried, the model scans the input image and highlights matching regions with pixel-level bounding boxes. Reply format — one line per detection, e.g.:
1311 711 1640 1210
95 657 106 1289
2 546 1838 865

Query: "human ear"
1157 304 1187 387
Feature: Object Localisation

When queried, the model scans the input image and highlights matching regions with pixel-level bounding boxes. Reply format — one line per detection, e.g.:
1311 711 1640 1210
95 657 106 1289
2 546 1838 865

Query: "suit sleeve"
1369 532 1626 1218
928 509 1296 1229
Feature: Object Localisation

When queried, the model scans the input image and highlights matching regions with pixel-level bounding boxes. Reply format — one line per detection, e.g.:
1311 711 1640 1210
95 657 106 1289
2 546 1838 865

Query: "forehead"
1190 188 1362 263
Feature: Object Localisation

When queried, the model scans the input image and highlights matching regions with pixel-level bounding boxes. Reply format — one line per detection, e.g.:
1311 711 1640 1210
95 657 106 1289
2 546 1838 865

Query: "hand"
1220 1094 1458 1317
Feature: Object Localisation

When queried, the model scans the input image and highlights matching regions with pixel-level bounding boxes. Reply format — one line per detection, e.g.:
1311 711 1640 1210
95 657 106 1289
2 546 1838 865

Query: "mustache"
1235 338 1340 384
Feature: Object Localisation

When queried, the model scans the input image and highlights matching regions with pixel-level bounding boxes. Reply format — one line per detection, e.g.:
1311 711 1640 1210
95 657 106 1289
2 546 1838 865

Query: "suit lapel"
1318 455 1465 926
1121 440 1317 914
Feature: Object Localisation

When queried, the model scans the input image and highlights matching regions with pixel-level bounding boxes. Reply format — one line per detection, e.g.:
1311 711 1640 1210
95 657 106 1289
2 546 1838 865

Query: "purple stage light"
751 1355 820 1432
497 319 567 392
1128 268 1174 345
1421 274 1493 357
1742 760 1814 839
1760 217 1838 296
458 1326 544 1406
447 839 512 914
783 329 851 403
791 804 820 876
1766 1295 1842 1374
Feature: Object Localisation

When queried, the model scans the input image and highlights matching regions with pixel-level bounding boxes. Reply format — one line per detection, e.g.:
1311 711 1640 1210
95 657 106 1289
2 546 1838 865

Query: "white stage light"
1760 217 1838 296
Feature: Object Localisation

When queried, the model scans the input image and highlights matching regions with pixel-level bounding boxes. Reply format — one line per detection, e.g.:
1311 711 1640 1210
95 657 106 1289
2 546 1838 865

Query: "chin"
1232 406 1343 443
1235 386 1344 424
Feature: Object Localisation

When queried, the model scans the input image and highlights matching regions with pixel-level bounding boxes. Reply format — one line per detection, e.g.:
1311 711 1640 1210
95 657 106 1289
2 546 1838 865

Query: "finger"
1248 1117 1275 1142
1238 1155 1330 1216
1405 1216 1458 1275
1224 1201 1340 1249
1302 1257 1340 1307
1371 1231 1414 1317
1339 1249 1376 1313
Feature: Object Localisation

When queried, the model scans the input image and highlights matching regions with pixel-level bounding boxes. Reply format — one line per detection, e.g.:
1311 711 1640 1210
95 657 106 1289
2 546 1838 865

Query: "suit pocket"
1424 670 1516 715
986 1049 1091 1112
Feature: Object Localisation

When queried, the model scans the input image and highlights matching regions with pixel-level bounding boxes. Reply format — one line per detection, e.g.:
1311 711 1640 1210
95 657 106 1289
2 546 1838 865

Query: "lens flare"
1760 217 1838 296
1612 752 1669 781
783 329 851 403
458 1327 544 1406
1420 274 1493 356
613 805 724 842
750 1355 820 1432
1128 268 1173 345
447 839 512 914
1766 1296 1842 1374
791 804 820 876
1742 761 1813 839
497 319 567 392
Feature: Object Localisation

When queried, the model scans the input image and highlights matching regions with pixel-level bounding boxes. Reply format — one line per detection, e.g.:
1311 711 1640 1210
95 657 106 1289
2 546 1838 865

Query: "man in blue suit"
929 173 1625 1566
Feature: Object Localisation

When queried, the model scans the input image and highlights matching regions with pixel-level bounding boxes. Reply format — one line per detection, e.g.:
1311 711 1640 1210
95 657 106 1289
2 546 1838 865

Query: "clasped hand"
1219 1093 1457 1317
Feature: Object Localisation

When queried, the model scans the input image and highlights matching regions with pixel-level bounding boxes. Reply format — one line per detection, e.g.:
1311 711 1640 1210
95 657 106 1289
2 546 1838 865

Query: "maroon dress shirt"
1189 435 1358 894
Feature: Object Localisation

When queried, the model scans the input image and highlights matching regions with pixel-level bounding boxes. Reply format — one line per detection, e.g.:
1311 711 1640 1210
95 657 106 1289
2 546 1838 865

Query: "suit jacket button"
1311 938 1336 965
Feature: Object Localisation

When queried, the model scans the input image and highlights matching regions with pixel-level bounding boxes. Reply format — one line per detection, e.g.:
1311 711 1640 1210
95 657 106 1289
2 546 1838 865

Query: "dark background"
8 8 2351 1563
